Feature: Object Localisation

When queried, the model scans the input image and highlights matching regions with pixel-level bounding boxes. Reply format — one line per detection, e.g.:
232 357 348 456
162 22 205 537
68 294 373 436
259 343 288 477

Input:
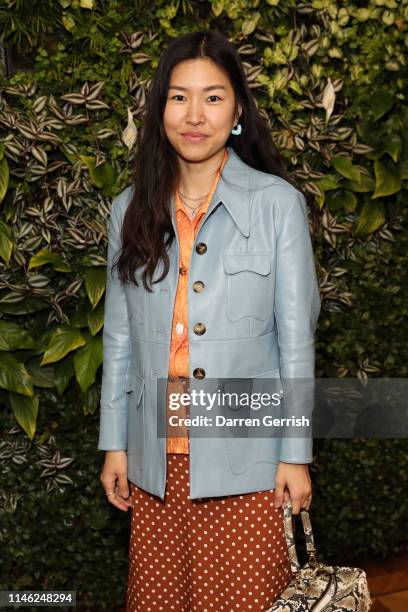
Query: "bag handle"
282 499 318 575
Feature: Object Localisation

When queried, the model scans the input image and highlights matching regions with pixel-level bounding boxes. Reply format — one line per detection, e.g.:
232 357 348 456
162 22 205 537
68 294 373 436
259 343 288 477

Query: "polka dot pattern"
127 453 293 611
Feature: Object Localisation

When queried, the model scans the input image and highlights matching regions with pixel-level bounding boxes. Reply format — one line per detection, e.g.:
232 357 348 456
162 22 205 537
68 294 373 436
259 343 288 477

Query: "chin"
177 143 212 160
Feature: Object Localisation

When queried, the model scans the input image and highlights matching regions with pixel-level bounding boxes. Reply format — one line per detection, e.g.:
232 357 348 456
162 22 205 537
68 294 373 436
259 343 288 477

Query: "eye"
169 94 222 102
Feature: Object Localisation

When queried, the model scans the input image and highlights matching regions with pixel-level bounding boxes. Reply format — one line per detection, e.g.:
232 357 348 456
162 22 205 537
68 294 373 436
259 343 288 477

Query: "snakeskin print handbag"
267 500 372 611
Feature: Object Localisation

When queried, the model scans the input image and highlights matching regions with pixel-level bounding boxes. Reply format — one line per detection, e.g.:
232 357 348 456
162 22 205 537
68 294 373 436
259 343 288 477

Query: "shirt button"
193 281 205 293
176 322 184 335
193 322 206 335
179 266 187 275
195 242 207 255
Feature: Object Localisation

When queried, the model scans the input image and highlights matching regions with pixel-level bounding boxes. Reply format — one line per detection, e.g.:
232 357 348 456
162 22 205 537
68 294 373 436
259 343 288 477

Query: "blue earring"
231 123 242 136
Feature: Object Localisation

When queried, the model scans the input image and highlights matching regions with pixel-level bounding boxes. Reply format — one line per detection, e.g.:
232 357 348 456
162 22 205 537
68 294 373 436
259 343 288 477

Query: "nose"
185 98 205 125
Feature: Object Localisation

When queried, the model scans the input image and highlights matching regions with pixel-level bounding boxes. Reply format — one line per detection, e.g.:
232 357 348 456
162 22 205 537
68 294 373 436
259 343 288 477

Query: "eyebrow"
168 85 227 92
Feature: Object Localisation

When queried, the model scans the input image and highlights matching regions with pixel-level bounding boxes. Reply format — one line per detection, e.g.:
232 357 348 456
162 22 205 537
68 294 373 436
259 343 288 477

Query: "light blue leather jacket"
97 146 321 500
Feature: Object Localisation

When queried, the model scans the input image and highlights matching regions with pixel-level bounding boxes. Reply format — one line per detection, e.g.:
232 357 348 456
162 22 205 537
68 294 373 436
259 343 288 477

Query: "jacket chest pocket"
223 252 272 322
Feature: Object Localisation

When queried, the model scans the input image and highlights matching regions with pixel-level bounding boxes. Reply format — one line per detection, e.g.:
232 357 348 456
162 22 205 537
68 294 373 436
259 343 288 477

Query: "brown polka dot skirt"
127 454 293 611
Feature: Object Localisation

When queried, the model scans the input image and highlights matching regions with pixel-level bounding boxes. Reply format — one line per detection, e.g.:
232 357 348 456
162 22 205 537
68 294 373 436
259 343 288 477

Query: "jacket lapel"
169 146 251 238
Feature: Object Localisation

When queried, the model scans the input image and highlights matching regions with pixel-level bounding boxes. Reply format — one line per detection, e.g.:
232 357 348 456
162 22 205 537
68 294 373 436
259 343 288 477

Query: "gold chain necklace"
179 190 210 201
178 193 205 217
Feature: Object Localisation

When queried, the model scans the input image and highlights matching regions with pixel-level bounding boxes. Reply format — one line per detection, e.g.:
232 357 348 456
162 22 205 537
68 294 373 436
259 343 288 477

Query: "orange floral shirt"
166 149 229 453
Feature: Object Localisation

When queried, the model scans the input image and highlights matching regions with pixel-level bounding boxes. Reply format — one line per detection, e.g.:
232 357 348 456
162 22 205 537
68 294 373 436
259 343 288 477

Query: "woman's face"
163 57 242 161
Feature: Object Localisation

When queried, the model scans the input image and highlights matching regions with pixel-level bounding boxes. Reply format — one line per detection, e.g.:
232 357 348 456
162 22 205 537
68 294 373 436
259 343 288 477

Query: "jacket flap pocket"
125 369 145 405
223 253 271 276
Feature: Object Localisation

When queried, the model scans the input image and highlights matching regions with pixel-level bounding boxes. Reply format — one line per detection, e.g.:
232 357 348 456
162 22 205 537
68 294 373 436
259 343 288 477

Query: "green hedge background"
0 0 407 609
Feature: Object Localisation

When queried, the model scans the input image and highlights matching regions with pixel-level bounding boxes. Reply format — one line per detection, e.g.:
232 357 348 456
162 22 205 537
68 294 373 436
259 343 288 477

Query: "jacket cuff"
278 437 313 464
97 410 128 450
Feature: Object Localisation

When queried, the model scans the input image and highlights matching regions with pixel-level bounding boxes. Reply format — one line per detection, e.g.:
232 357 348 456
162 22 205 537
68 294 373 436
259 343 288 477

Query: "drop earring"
231 123 242 136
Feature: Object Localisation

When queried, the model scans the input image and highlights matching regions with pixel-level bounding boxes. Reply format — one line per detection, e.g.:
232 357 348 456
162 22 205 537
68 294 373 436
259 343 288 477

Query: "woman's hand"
100 450 133 512
273 462 312 514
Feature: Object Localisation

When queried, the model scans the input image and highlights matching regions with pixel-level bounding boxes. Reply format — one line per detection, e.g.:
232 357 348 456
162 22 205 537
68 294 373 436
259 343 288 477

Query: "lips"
182 133 209 143
182 132 208 137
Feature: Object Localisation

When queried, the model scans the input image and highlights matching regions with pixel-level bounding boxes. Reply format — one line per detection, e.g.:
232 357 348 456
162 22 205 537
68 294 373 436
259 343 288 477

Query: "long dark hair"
116 29 318 292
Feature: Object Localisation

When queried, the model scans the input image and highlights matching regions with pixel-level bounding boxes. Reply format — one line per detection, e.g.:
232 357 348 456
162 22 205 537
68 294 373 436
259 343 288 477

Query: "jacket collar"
170 145 251 237
213 146 251 237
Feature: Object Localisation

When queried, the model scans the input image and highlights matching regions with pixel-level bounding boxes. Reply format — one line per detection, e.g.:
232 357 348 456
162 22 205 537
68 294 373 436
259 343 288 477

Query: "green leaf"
0 220 13 265
370 89 394 121
84 267 106 309
28 249 71 272
70 302 90 328
0 320 35 350
82 382 100 416
87 300 104 336
62 14 76 32
25 360 56 388
314 176 340 191
381 133 402 163
400 157 408 180
211 0 224 17
9 392 39 440
92 162 117 190
373 159 401 198
326 189 357 213
0 156 9 204
242 18 257 35
53 355 75 395
288 80 303 96
41 327 86 365
354 200 386 236
0 353 34 397
343 190 358 213
0 296 49 315
79 156 117 190
343 174 375 193
70 300 104 334
325 189 343 212
74 333 103 392
331 157 361 182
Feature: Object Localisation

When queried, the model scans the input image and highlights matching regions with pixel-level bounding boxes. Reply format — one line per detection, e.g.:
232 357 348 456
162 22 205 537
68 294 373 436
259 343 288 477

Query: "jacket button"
195 242 207 255
179 266 187 275
193 281 205 293
193 367 206 379
193 322 206 335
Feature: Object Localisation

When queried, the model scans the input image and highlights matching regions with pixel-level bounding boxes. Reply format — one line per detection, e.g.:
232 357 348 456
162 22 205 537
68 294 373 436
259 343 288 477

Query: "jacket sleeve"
97 194 131 451
274 190 321 463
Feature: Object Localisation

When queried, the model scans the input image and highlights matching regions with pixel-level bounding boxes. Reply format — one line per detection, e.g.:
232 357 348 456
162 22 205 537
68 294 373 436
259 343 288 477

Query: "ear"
236 103 242 124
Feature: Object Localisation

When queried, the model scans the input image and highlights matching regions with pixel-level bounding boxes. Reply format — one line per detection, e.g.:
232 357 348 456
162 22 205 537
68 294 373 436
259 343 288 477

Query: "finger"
108 494 129 512
115 491 133 507
115 491 133 508
117 474 132 507
291 497 301 515
274 480 285 508
101 474 131 512
302 497 312 512
106 488 131 512
301 490 312 511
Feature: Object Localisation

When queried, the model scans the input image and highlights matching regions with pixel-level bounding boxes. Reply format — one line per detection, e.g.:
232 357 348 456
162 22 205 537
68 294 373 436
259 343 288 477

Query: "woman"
98 29 321 611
